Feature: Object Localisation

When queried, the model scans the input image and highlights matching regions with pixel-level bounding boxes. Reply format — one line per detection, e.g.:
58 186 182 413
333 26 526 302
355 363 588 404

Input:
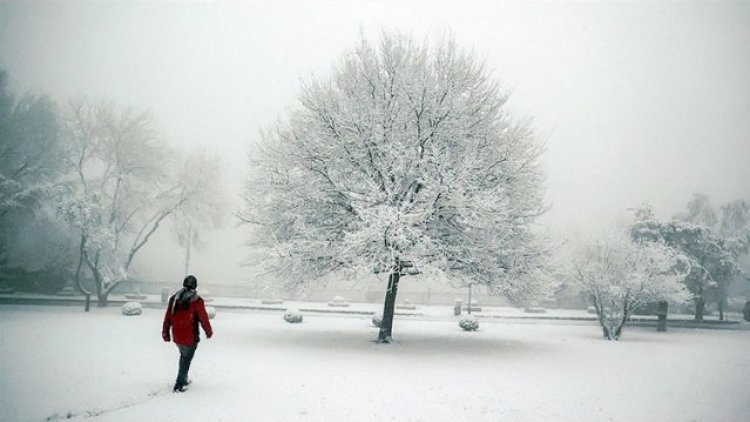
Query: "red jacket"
162 290 213 346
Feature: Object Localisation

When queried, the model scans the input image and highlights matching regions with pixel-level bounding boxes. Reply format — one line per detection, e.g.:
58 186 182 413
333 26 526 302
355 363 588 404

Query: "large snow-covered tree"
60 100 224 306
571 232 688 340
241 33 550 342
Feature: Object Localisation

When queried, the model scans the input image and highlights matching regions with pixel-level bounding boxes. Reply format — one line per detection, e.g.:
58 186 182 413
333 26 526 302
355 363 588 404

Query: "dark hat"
183 275 198 290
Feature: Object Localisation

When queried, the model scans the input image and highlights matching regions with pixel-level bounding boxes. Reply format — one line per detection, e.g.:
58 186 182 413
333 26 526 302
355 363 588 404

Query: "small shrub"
284 308 304 323
206 306 217 319
121 301 143 316
459 315 479 331
371 312 383 327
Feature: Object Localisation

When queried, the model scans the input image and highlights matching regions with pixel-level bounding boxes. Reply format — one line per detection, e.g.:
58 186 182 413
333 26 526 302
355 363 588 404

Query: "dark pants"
175 344 197 387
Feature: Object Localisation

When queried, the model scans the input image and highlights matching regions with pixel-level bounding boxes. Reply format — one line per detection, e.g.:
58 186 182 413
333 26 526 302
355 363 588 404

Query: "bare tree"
170 150 228 276
719 199 750 239
241 32 551 342
60 100 222 306
571 232 688 340
677 193 718 228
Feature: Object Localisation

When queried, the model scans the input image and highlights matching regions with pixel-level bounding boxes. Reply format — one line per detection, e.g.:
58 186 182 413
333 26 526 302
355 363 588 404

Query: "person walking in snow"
162 275 213 392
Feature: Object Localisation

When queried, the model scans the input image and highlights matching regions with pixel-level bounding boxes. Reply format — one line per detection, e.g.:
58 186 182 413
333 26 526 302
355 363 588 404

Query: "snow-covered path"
1 305 748 422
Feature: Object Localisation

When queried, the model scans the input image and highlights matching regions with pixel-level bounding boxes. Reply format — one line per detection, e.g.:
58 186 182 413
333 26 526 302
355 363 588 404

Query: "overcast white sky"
1 0 748 283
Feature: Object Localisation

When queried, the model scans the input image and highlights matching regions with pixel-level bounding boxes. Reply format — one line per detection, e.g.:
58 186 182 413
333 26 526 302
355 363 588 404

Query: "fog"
1 0 748 284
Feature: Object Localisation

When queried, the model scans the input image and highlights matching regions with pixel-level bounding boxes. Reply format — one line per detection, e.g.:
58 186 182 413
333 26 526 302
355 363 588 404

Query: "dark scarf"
172 288 197 313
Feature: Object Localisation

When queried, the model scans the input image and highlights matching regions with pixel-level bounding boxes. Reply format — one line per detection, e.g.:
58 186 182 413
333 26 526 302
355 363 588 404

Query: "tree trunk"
718 297 725 321
377 270 400 343
74 234 92 312
613 324 623 340
97 291 109 307
695 297 705 322
91 268 107 307
657 300 668 332
592 297 613 340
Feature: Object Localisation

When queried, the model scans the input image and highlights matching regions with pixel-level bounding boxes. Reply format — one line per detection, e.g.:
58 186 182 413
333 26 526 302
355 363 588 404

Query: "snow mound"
458 315 478 331
121 302 143 316
283 308 303 323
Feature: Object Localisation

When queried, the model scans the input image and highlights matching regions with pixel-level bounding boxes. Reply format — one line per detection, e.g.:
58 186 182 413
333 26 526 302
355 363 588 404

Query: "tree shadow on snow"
233 324 550 359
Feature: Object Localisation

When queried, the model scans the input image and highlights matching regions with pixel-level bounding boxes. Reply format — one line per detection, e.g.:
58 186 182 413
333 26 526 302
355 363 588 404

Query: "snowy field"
1 305 749 422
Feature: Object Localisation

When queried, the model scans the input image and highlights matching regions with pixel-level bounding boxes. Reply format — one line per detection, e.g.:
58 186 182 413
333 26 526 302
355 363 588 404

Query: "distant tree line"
630 195 749 321
566 193 749 340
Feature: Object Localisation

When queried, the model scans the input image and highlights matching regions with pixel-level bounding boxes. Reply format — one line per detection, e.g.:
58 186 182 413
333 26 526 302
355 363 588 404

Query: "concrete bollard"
161 288 169 304
656 300 668 332
454 299 463 316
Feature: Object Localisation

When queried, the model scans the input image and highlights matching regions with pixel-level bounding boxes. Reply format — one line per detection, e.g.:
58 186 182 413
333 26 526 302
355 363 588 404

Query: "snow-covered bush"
459 315 479 331
283 308 303 323
371 312 382 328
206 306 216 319
121 301 142 316
571 232 688 340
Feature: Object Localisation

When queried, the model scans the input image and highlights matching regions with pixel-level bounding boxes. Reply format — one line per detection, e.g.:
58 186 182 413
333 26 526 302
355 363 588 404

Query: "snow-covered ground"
1 305 749 422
